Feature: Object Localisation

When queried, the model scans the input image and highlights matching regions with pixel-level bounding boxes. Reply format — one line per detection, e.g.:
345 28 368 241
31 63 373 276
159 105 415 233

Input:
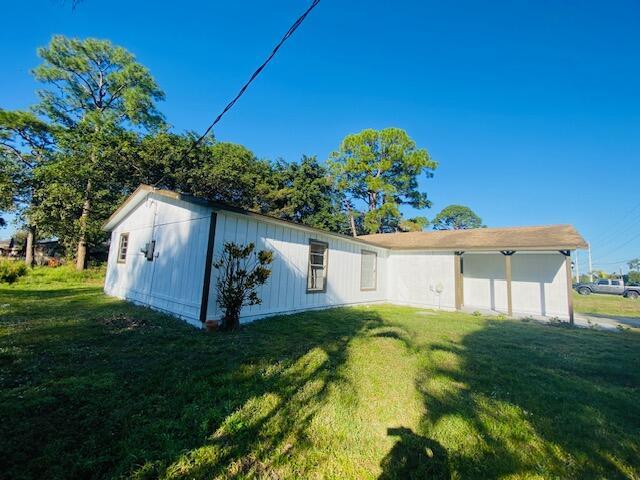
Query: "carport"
363 225 588 323
448 226 588 323
457 250 574 320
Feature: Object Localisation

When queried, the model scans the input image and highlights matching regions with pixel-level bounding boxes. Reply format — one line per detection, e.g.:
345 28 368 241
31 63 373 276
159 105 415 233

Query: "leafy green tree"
128 137 350 233
180 142 273 212
399 216 429 232
126 132 196 189
32 125 138 257
329 128 437 234
213 242 273 331
578 274 592 284
432 205 484 230
269 156 350 233
628 259 640 285
0 110 53 265
32 35 165 270
0 161 16 227
591 270 610 279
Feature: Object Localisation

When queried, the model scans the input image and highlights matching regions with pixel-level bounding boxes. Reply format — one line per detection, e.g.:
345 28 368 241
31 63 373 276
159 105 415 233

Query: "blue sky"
1 0 639 274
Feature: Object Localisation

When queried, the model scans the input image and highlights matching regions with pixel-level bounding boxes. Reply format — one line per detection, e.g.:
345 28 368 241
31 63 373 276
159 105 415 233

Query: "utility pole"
588 243 593 282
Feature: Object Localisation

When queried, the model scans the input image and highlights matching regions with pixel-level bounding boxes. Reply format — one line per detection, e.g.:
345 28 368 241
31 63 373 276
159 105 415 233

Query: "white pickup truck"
574 279 640 299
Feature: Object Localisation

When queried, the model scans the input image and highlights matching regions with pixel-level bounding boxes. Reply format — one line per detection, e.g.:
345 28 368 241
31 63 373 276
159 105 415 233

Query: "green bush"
0 260 28 284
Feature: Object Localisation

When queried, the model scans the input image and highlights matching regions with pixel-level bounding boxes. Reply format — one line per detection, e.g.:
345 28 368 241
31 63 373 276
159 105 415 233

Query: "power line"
151 0 321 188
188 0 321 154
596 230 640 259
592 259 631 266
588 201 640 247
590 214 640 250
592 224 640 261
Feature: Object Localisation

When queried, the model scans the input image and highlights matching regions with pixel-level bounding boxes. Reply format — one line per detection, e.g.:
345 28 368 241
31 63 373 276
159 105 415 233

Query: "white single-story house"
103 185 588 328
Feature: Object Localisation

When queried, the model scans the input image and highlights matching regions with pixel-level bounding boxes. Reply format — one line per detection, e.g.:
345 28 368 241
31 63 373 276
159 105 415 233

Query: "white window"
360 250 377 290
307 240 328 292
117 233 129 263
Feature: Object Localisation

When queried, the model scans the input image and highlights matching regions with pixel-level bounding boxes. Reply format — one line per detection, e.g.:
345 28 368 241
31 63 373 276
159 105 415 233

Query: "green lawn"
1 268 639 479
574 291 640 319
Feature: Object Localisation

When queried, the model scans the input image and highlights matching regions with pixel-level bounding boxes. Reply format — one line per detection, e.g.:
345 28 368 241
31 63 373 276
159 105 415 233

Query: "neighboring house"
0 238 19 258
103 185 588 328
34 239 63 265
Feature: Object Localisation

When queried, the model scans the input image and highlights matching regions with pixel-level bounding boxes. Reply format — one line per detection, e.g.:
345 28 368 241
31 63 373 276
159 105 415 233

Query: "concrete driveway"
574 312 640 331
461 306 640 331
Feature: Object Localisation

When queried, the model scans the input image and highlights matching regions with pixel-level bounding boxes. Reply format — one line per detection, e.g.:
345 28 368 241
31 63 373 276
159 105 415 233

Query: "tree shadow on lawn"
0 298 384 480
393 317 640 479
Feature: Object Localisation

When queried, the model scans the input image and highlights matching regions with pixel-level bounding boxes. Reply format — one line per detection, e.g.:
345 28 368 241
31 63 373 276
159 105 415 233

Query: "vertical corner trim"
564 254 574 325
454 253 463 310
503 253 513 317
199 211 218 323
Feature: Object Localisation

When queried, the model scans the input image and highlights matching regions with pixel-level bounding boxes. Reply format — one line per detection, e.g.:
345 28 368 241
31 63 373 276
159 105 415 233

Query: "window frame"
117 232 129 264
360 249 378 291
306 239 328 293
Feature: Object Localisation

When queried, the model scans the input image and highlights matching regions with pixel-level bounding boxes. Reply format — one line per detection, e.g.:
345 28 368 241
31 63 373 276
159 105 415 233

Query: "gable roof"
102 185 384 248
104 185 587 252
359 225 588 251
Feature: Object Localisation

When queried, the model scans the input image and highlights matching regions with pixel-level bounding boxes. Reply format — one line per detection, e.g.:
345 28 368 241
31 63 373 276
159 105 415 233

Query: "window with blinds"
360 250 377 290
307 240 328 292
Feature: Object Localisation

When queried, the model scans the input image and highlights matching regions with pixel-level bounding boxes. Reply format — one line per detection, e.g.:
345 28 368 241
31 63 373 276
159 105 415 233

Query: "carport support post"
454 251 464 310
560 250 574 326
501 251 515 317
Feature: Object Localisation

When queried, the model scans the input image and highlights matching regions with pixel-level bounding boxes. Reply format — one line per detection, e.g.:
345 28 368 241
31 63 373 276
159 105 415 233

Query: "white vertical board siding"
206 211 389 322
462 252 569 319
105 192 572 326
511 253 569 319
104 193 212 326
387 251 456 310
462 253 508 312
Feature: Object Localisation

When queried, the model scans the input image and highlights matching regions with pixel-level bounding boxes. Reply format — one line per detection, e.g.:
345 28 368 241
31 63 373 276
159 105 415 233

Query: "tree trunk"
223 309 241 331
25 225 36 267
76 179 92 271
368 192 377 211
349 212 357 237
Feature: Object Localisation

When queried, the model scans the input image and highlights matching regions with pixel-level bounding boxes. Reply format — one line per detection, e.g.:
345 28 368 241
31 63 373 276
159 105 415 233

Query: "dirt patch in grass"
98 313 156 332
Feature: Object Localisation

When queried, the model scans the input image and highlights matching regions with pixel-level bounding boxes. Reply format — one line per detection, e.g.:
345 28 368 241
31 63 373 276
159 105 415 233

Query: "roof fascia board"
216 207 387 250
388 246 581 253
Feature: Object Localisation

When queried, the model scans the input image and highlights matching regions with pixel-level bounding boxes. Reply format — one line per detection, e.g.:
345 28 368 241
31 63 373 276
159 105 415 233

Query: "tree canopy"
268 156 349 233
329 128 437 234
33 35 165 130
0 110 53 255
432 205 484 230
1 35 460 267
29 36 166 269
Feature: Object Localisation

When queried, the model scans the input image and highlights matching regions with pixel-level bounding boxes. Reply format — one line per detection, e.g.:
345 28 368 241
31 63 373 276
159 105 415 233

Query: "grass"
1 267 639 479
574 291 640 319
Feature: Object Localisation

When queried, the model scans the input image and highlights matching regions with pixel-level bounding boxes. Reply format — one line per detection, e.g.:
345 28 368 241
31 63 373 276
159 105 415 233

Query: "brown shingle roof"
358 225 587 251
